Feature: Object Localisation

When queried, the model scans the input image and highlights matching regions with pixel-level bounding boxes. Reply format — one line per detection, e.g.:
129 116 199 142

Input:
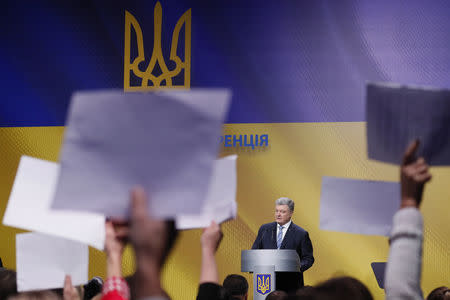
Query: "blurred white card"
320 176 400 236
51 89 231 218
3 156 105 250
176 155 237 229
16 232 88 292
366 82 450 165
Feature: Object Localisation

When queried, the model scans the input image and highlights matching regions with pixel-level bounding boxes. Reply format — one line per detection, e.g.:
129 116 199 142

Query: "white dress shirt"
276 220 291 246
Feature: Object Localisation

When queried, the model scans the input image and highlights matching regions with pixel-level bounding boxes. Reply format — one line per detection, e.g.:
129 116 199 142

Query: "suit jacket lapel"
271 222 278 249
280 222 294 249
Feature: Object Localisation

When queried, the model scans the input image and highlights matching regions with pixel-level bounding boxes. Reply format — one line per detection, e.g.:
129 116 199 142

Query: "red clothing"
101 277 130 300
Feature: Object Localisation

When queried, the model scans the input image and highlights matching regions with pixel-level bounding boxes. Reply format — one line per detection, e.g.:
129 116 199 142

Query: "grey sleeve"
384 208 424 300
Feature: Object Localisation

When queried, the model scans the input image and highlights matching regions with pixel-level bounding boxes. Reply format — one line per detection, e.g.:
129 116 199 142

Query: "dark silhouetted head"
266 290 288 300
223 274 249 300
427 286 450 300
0 268 17 300
311 276 373 300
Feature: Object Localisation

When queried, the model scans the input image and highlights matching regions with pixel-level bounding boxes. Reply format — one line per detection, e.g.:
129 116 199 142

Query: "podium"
241 250 300 300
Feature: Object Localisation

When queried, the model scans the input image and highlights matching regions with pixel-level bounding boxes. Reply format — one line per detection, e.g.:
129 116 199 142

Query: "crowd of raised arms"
0 141 449 300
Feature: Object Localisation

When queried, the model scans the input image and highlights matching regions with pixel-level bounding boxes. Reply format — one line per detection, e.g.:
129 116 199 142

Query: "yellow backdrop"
0 123 449 300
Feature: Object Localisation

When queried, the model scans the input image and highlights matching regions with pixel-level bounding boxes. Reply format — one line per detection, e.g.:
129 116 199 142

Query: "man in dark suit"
252 197 314 292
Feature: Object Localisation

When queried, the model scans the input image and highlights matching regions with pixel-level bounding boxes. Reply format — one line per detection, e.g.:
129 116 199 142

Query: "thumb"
402 139 420 165
131 186 149 221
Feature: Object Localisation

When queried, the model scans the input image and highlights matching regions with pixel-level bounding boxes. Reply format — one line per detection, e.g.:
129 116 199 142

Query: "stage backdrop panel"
1 1 450 299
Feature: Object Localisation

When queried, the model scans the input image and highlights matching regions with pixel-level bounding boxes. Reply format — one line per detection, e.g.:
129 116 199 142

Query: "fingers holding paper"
401 140 432 208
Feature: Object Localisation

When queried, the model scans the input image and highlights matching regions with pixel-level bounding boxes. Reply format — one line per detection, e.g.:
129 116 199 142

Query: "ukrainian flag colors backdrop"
0 1 449 299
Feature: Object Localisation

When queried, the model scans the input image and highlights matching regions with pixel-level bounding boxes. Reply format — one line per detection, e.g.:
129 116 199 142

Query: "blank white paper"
16 232 88 292
51 89 231 218
176 155 237 229
320 176 400 236
3 156 105 250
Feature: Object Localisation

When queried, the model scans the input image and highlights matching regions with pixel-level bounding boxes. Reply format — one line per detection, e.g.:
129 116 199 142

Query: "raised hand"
400 140 432 208
129 186 177 298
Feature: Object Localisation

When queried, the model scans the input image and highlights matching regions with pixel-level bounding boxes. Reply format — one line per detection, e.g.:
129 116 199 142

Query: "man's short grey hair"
275 197 294 212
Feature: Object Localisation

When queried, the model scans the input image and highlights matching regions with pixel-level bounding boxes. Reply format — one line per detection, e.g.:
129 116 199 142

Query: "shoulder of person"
260 222 277 230
290 222 308 234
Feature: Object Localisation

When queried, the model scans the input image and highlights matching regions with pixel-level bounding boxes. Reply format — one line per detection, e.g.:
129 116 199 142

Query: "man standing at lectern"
252 197 314 292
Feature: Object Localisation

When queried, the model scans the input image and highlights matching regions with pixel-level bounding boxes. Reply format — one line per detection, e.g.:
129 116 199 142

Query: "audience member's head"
0 268 17 300
427 286 450 300
8 290 61 300
223 274 248 300
311 276 373 300
295 285 315 299
266 290 288 300
218 286 232 300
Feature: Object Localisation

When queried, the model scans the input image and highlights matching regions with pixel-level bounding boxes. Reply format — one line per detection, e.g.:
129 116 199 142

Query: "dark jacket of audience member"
197 283 231 300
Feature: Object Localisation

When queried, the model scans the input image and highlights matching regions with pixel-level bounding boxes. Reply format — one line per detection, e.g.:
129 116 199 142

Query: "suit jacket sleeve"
298 231 314 272
252 226 264 249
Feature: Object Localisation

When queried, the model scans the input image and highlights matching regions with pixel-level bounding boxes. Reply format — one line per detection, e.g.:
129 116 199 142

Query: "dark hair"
295 285 316 299
427 286 450 300
218 286 233 300
0 268 17 300
312 276 373 300
223 274 249 297
7 290 61 300
266 290 288 300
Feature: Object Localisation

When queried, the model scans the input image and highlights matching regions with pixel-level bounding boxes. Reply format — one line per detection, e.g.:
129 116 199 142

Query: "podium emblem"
256 274 271 295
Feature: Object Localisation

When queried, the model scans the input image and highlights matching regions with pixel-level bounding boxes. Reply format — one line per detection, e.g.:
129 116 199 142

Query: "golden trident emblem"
257 275 270 294
124 2 191 90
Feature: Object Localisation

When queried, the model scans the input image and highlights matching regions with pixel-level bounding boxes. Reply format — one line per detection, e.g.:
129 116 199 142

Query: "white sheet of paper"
366 82 450 165
176 155 237 229
16 232 88 292
51 89 231 218
3 156 105 250
320 176 400 236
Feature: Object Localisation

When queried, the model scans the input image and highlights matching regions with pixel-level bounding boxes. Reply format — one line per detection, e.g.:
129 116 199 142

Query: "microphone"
83 276 103 300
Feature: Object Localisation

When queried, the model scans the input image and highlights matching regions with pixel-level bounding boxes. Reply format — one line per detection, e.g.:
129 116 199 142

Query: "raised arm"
101 220 129 300
199 221 223 284
385 140 431 300
196 221 224 300
129 187 178 300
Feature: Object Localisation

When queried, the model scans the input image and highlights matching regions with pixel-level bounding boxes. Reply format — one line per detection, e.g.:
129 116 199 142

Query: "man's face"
275 204 293 226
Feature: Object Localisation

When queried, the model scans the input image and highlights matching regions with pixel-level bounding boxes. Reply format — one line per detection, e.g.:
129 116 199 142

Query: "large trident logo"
256 274 271 295
124 2 191 90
